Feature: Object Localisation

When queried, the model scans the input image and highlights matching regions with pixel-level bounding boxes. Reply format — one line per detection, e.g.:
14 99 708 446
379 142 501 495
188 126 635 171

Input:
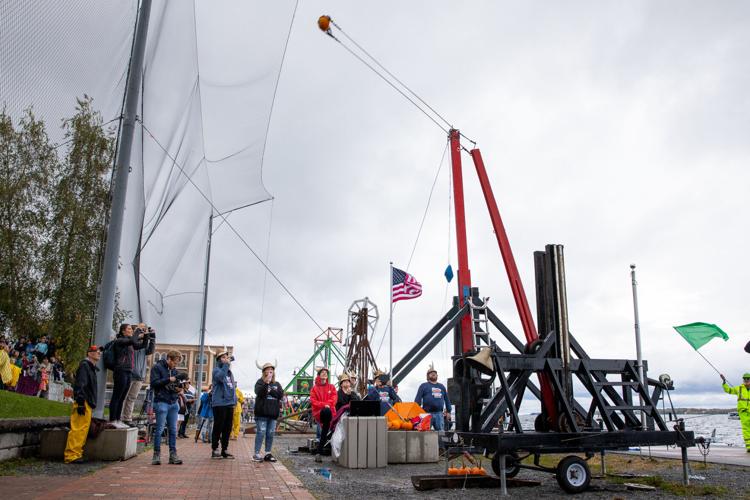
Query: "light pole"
630 264 645 427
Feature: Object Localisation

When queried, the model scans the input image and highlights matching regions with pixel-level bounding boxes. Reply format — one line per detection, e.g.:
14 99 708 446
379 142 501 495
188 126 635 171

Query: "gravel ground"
273 435 749 499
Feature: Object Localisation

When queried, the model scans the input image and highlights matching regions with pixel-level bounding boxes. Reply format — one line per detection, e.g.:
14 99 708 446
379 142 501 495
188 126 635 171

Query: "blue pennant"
444 264 454 283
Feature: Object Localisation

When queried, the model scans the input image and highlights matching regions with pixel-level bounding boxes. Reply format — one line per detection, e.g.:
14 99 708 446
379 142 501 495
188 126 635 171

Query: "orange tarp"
385 402 425 422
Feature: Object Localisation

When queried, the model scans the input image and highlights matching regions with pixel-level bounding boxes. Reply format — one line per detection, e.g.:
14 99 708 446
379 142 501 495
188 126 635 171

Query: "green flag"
673 322 729 350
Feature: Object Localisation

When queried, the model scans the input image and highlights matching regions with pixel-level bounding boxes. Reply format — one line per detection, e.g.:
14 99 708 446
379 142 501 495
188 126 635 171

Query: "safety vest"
723 382 750 411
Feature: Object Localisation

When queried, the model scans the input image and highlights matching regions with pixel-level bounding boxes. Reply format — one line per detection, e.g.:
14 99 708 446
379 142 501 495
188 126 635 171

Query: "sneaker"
314 454 322 463
252 454 264 462
221 451 235 459
211 449 222 459
152 452 161 465
169 452 183 465
264 453 277 463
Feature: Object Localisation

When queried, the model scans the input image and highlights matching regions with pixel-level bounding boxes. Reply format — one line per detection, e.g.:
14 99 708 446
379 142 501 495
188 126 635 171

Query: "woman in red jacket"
310 367 337 462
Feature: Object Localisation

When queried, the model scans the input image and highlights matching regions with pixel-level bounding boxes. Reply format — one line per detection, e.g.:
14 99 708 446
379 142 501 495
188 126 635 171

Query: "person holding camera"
210 351 237 459
109 323 149 424
149 350 184 465
64 345 101 464
122 323 156 426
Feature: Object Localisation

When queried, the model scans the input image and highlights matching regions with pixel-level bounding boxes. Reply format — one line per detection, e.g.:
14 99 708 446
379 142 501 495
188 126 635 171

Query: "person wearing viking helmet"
253 360 284 462
365 368 400 416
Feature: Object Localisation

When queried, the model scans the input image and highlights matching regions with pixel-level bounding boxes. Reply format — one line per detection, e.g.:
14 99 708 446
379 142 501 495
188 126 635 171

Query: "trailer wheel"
555 455 591 493
491 452 520 478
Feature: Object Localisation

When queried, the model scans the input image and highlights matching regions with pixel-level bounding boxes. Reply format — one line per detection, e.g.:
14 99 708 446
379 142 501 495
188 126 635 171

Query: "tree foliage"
0 97 116 371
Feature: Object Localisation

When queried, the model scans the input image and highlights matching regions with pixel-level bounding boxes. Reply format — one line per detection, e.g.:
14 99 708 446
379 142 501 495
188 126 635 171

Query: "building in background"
147 343 234 392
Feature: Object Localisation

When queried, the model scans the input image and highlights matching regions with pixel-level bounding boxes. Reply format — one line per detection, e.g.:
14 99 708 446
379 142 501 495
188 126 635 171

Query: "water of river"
515 414 744 447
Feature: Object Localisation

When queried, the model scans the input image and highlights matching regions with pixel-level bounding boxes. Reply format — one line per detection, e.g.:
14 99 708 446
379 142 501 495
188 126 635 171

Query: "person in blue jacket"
149 350 184 465
196 385 213 443
210 351 237 459
365 370 400 416
414 365 452 432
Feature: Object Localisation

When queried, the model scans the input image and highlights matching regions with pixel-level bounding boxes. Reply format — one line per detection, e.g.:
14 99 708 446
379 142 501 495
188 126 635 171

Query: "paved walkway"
4 437 314 500
616 445 750 467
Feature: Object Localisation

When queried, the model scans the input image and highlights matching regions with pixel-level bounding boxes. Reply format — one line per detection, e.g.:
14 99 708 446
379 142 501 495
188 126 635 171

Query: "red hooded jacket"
310 375 338 423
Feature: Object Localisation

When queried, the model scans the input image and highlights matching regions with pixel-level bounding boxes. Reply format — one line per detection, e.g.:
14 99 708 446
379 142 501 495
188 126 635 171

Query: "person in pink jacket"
310 367 337 462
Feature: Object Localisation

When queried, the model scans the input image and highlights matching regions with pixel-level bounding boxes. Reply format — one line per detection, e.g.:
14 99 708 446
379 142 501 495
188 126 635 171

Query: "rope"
259 0 299 190
326 28 448 134
374 142 449 360
331 20 453 131
257 199 275 357
139 120 326 333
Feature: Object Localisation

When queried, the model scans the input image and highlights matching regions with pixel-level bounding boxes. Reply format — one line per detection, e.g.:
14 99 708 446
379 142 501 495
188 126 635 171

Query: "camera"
166 372 190 393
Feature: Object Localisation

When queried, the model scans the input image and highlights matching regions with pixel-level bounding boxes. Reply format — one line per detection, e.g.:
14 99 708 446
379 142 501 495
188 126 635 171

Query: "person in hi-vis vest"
721 372 750 452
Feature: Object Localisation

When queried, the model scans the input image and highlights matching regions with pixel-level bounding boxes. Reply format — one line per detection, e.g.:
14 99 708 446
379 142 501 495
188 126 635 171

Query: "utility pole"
91 0 152 419
630 264 645 426
195 213 214 402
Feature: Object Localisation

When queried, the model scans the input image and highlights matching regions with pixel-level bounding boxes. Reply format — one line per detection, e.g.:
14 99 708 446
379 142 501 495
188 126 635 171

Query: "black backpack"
102 340 117 370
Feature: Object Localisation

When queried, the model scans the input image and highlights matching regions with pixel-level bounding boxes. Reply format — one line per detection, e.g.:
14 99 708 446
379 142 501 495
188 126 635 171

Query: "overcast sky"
4 1 749 411
214 0 750 408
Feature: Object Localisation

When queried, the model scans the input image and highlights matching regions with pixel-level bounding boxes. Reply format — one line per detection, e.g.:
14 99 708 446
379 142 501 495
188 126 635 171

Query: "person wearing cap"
64 345 101 464
721 372 750 452
365 370 401 416
211 351 237 459
335 372 360 412
253 361 284 462
310 367 337 462
415 366 452 434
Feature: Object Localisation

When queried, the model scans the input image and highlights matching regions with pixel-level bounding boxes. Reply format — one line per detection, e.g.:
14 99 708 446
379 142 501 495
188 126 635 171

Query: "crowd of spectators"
0 334 65 395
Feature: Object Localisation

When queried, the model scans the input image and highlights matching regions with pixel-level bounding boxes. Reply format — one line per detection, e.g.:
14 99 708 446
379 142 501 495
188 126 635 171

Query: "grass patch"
0 390 71 418
608 475 728 497
0 457 43 476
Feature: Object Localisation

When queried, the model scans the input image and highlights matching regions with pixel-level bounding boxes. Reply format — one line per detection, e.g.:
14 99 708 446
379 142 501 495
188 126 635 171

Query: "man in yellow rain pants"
721 372 750 452
231 387 245 440
64 345 101 463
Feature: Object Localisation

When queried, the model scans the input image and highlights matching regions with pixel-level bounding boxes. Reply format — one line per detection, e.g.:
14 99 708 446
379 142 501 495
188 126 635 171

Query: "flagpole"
630 264 645 426
389 261 394 380
694 349 724 378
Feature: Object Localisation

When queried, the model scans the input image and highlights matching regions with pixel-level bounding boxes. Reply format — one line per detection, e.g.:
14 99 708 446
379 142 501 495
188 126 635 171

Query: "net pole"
92 0 152 419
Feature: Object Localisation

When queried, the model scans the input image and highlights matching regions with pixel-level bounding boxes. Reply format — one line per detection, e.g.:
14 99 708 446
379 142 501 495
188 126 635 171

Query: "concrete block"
405 431 439 463
0 433 25 450
356 418 368 468
338 416 359 468
366 417 377 468
405 431 422 463
376 417 387 467
40 427 137 461
387 431 406 463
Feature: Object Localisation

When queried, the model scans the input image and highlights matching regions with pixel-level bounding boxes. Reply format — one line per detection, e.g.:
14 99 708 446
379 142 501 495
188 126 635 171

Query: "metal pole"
448 130 473 353
630 264 645 426
389 263 393 378
196 214 213 407
92 0 152 418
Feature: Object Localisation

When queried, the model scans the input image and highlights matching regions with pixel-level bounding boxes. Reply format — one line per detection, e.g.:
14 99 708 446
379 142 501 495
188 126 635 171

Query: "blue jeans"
255 417 276 455
154 401 179 454
430 412 445 431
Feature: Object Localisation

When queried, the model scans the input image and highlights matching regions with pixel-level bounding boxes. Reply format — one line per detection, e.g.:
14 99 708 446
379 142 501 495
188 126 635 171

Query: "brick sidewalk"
10 436 314 500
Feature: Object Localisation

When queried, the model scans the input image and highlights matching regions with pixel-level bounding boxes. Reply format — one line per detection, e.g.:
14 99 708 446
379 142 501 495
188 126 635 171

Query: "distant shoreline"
664 408 735 415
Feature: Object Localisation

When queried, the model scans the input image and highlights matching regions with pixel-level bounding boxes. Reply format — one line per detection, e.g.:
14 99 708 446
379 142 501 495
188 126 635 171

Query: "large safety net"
1 0 297 343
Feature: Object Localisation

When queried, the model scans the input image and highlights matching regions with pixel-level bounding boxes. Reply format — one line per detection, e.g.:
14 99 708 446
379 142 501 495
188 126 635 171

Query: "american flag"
392 267 422 302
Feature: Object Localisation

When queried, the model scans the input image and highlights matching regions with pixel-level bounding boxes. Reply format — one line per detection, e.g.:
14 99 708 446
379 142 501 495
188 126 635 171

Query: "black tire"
555 455 591 493
491 452 520 479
